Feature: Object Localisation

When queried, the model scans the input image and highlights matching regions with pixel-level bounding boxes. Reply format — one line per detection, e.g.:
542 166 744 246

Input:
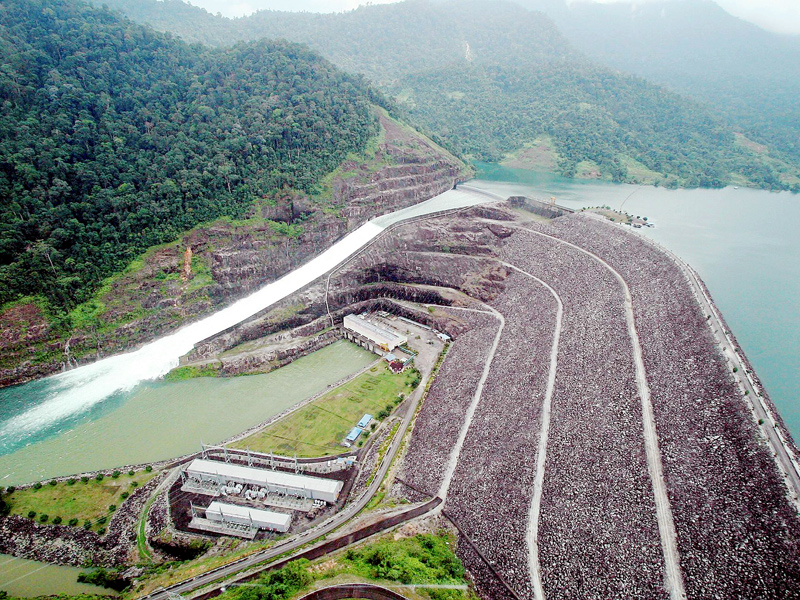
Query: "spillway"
0 188 490 456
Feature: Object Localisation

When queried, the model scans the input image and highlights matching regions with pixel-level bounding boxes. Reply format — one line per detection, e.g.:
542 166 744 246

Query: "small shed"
344 427 364 446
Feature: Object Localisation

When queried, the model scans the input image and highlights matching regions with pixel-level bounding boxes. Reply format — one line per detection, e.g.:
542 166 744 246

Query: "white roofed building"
183 458 343 504
343 314 407 353
205 501 291 533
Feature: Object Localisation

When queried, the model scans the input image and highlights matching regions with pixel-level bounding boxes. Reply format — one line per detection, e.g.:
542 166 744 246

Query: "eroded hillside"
0 111 469 387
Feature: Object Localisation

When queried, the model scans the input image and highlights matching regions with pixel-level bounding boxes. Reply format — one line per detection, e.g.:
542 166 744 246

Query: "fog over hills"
98 0 800 191
522 0 800 165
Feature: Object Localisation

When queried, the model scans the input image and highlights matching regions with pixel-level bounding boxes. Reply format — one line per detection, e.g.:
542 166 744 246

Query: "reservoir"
0 341 374 486
0 553 111 597
473 164 800 441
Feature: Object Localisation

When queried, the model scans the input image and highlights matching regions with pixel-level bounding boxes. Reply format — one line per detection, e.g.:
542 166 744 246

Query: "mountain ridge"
96 0 800 191
520 0 800 163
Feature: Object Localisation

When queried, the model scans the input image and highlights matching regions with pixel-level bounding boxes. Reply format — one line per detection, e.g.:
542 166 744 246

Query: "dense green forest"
401 63 781 187
98 0 800 191
521 0 800 166
0 0 381 310
97 0 577 82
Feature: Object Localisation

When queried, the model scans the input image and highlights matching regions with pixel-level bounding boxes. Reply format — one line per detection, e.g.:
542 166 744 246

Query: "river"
0 553 111 598
0 188 491 484
472 164 800 441
0 341 374 486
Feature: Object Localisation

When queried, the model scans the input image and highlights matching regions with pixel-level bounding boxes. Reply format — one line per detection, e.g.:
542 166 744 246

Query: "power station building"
188 501 292 538
204 501 291 533
183 458 343 504
343 314 407 353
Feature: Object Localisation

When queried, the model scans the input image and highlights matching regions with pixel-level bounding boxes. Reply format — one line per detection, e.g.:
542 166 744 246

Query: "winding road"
512 224 687 600
436 305 505 500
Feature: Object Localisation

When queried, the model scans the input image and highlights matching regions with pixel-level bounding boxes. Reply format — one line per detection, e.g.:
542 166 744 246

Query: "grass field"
6 469 157 531
230 362 418 458
501 136 559 172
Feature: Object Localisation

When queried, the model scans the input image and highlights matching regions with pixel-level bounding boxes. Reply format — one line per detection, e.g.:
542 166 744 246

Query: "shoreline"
623 222 800 507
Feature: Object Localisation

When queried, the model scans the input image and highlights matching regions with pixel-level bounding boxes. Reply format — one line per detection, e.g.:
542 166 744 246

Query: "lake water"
473 164 800 440
0 553 111 597
0 341 374 486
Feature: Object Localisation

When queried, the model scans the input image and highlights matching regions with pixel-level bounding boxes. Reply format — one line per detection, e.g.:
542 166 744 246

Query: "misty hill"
98 0 800 192
0 0 382 310
95 0 577 82
520 0 800 165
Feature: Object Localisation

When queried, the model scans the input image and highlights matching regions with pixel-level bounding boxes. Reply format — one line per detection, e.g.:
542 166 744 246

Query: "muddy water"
0 553 112 597
0 341 374 485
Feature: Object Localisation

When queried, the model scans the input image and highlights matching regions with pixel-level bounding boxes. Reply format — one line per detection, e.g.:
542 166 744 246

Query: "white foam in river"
0 188 489 446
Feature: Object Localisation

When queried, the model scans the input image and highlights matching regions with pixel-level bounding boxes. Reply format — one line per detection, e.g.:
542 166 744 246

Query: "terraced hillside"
0 111 468 387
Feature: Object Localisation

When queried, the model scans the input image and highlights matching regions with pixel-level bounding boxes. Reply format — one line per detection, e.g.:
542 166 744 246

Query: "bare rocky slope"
0 112 469 387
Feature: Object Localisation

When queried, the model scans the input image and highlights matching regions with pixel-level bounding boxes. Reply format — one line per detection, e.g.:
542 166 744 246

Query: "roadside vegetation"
130 538 278 598
230 363 420 457
216 531 471 600
4 469 157 533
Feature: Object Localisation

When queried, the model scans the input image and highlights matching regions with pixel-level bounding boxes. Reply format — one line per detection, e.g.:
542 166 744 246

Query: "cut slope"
0 0 378 311
0 110 468 387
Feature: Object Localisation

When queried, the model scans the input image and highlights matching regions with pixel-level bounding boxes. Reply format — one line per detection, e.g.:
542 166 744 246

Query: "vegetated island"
2 193 798 600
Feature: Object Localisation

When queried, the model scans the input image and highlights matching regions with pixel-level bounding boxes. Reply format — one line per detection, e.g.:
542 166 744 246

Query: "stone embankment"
310 204 800 600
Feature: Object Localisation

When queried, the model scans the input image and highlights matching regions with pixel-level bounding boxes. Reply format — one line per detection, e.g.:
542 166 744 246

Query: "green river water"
0 554 111 598
0 341 374 487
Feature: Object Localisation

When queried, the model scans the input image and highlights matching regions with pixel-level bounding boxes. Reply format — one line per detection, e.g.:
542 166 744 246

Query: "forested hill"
519 0 800 171
97 0 577 83
0 0 381 310
98 0 800 192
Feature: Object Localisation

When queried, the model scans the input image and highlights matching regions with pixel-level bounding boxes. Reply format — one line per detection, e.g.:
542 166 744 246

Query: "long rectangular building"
205 501 291 533
184 458 343 504
343 314 407 352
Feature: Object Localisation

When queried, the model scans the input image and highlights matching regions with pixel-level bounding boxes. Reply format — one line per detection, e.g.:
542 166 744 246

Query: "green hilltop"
0 0 382 310
98 0 800 192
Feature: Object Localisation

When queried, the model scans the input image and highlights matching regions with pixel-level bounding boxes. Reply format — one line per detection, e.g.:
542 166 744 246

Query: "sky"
184 0 800 35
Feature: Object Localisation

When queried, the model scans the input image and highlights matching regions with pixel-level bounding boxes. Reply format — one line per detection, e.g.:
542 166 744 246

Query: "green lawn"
230 362 418 457
6 469 157 531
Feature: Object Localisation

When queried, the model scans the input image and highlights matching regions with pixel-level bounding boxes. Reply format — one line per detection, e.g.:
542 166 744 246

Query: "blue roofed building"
357 414 373 428
343 426 364 447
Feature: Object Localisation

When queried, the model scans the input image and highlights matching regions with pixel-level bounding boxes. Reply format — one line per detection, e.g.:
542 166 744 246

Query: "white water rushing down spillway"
0 189 490 451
